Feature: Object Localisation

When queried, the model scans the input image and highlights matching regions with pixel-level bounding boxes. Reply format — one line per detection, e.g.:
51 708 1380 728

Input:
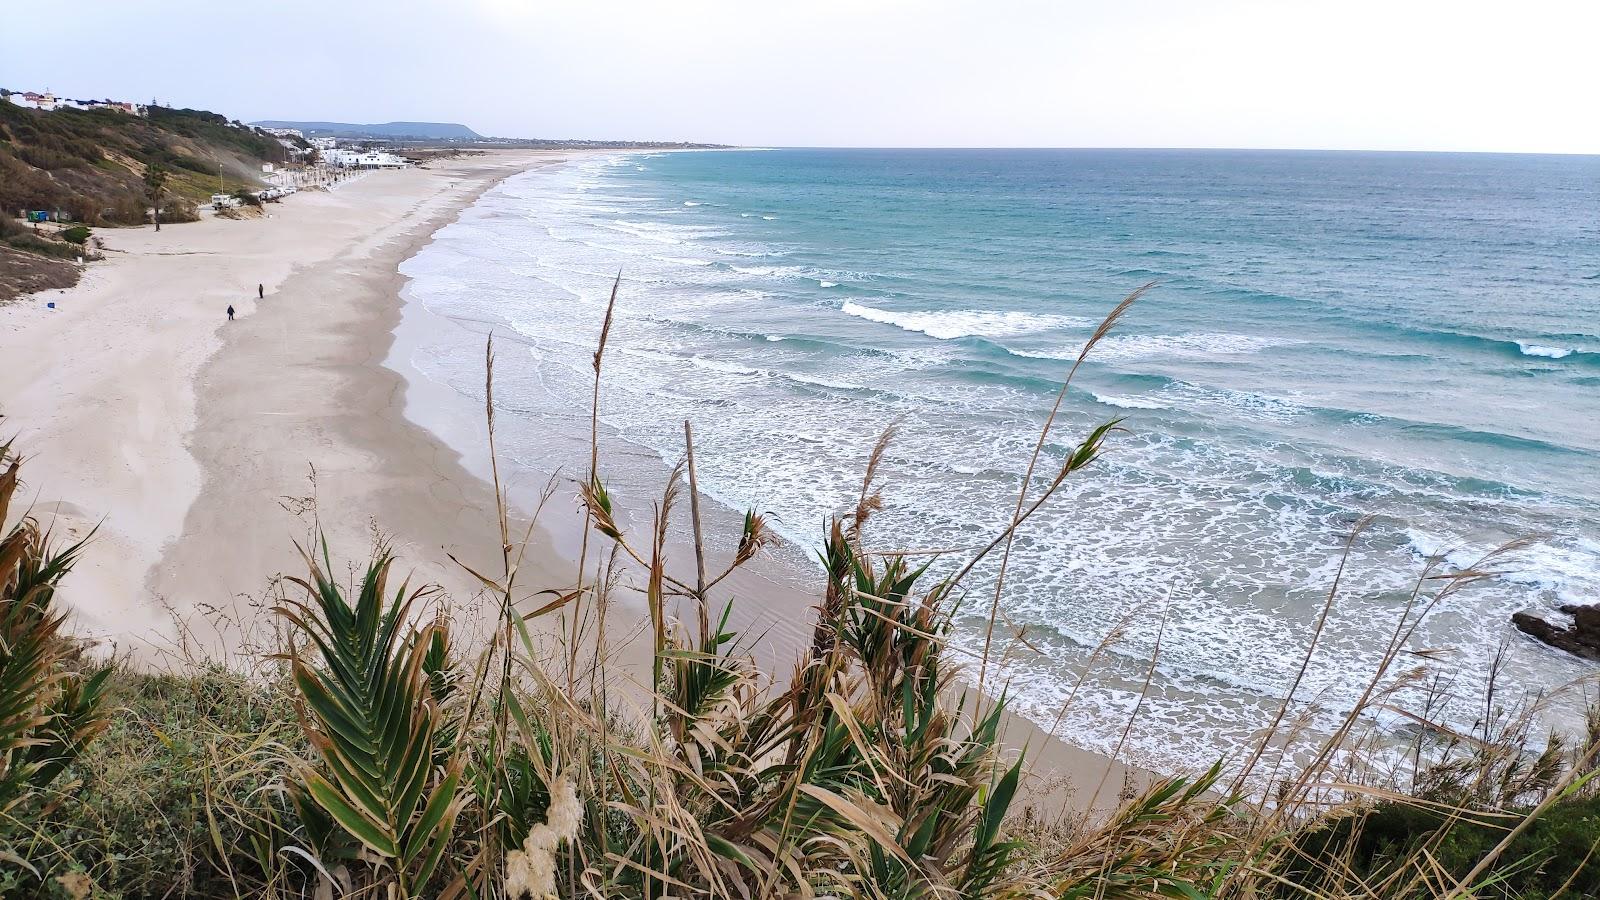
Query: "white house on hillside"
5 90 146 115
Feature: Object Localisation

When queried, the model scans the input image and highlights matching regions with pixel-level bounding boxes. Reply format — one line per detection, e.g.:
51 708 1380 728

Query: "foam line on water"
840 300 1094 340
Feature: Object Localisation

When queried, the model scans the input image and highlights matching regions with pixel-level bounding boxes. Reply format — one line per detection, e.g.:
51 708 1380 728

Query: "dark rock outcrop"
1512 604 1600 662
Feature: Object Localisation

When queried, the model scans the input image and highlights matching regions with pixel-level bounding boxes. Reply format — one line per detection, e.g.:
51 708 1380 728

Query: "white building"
7 91 61 111
320 148 357 167
263 127 304 139
309 136 337 150
321 148 408 169
5 90 145 115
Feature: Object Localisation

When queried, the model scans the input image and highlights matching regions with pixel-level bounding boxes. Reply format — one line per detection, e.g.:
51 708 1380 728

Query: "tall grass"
4 286 1600 898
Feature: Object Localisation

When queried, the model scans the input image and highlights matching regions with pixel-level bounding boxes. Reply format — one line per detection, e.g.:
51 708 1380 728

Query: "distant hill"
252 120 481 140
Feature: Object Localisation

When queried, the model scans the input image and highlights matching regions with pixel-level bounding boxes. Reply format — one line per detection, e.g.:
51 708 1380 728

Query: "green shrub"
4 232 81 259
157 199 200 224
1287 796 1600 898
59 225 90 244
6 667 307 897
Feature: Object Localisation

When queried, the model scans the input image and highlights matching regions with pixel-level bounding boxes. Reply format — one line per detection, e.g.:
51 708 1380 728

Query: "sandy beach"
0 152 562 657
0 149 1148 811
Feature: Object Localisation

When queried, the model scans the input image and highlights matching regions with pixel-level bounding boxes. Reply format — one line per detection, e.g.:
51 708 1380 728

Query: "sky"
4 0 1597 153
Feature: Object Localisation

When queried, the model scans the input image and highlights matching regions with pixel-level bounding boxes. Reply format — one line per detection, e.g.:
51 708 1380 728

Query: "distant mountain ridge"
251 120 481 140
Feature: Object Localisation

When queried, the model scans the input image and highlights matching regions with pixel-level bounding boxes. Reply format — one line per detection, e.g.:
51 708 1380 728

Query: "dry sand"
0 153 558 657
0 150 1155 811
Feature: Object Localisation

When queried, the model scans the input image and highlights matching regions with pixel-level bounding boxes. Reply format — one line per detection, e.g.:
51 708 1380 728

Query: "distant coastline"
250 117 732 149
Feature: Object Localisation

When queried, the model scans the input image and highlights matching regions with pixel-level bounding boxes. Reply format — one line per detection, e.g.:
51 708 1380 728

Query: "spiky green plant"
276 541 467 898
517 434 1042 897
0 441 110 819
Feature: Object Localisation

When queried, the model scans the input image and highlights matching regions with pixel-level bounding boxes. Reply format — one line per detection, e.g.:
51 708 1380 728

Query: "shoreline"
144 152 576 661
387 155 1156 809
0 149 1152 812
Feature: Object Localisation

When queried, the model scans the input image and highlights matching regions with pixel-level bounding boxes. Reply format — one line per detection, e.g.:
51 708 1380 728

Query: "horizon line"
681 144 1600 157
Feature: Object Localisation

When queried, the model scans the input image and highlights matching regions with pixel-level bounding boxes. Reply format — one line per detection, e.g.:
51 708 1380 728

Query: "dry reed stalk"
571 271 622 693
683 420 709 640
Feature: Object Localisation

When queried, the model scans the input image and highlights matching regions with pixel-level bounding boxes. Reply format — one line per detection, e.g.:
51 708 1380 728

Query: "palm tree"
143 163 169 232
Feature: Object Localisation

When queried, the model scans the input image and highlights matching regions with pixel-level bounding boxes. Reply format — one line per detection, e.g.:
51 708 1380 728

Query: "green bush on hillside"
60 225 91 244
0 101 284 226
3 231 83 260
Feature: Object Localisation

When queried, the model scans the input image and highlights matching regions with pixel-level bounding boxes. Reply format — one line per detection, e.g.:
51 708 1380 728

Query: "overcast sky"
5 0 1596 153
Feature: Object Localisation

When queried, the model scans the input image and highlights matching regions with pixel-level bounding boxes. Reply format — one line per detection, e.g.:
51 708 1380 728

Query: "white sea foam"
840 301 1092 340
1168 383 1306 424
729 264 838 282
711 245 782 258
1517 341 1575 359
600 221 682 244
684 200 701 206
1404 528 1489 571
787 372 865 391
818 280 838 288
1406 529 1600 604
618 347 761 377
581 194 660 203
1018 332 1302 364
1092 392 1169 410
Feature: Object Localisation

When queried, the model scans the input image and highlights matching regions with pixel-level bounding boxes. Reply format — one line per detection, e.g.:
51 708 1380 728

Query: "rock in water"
1513 604 1600 662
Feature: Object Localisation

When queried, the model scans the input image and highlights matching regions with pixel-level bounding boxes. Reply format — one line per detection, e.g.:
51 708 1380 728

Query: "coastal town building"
320 148 408 169
4 89 147 116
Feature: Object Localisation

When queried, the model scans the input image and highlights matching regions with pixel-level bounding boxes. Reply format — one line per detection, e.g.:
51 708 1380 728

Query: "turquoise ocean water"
401 149 1600 772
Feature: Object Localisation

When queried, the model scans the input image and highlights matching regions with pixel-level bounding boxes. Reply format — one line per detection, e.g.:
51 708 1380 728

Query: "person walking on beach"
227 304 235 321
258 283 264 300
